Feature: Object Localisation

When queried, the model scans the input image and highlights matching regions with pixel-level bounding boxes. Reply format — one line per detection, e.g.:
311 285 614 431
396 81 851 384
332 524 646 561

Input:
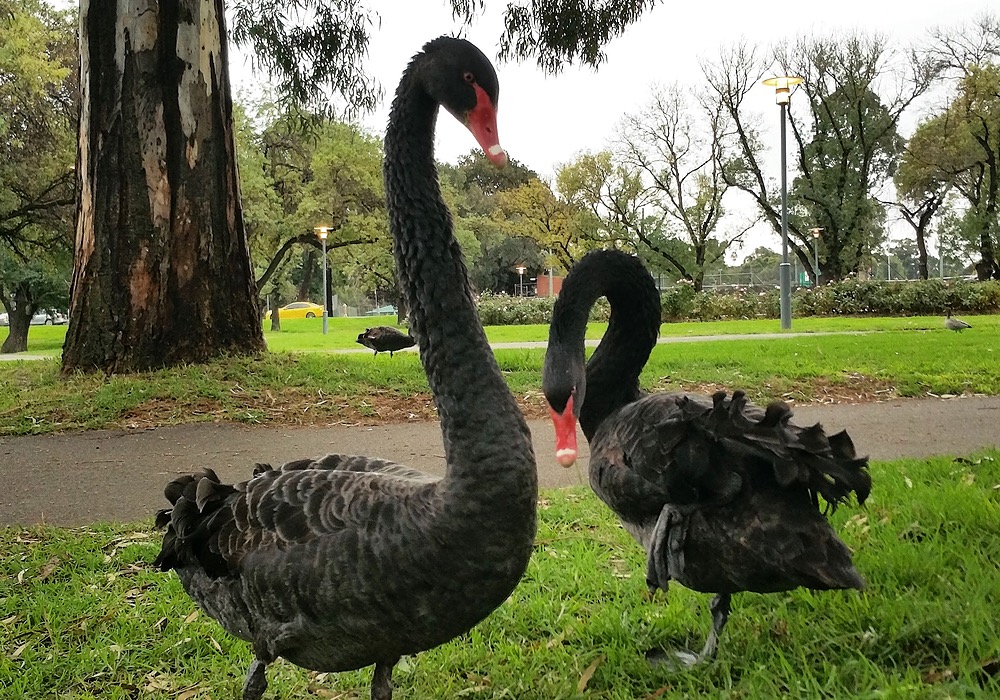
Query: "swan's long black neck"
549 251 661 441
383 66 535 502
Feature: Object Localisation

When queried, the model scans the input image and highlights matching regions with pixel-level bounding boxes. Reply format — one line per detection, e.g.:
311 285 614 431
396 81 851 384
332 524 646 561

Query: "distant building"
536 274 563 296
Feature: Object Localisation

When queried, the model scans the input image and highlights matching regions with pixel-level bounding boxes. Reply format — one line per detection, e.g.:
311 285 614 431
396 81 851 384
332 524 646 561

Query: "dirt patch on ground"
112 378 897 431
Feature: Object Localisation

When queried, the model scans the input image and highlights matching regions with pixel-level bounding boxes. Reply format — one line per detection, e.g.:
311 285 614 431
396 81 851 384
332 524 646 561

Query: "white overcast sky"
226 0 995 258
230 0 995 176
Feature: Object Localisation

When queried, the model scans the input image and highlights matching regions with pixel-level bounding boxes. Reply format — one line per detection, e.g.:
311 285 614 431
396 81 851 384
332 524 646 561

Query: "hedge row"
475 279 1000 325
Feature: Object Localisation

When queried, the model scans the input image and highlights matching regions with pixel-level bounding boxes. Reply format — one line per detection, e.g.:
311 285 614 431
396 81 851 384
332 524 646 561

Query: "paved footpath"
2 395 998 528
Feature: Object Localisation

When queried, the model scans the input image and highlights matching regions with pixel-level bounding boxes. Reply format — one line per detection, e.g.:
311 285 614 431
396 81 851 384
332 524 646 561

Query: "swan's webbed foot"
242 659 268 700
646 505 689 595
371 658 399 700
647 594 732 670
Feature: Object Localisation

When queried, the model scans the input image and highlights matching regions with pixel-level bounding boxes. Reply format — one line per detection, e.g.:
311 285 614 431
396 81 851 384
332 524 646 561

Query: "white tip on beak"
556 448 577 468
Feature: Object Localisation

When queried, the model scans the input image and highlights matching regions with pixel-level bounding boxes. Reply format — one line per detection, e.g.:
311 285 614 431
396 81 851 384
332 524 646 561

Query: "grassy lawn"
1 319 998 435
5 313 998 358
3 452 999 698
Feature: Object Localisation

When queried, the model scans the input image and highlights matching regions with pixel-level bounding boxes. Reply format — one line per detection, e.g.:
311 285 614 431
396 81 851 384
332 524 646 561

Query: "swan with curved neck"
155 37 536 700
543 249 870 666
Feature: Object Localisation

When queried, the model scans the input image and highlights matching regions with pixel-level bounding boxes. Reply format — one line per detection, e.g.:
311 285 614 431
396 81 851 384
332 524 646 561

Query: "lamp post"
763 75 803 330
314 226 330 334
809 227 823 286
515 264 526 296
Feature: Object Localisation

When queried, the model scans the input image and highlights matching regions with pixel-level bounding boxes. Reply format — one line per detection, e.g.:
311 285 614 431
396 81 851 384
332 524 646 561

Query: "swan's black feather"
155 37 536 698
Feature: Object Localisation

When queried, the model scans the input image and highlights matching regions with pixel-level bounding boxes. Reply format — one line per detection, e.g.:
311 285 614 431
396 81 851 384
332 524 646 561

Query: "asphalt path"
2 395 998 527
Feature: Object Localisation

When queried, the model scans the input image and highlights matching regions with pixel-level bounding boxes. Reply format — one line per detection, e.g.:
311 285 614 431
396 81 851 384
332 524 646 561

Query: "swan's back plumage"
356 326 416 354
589 390 869 593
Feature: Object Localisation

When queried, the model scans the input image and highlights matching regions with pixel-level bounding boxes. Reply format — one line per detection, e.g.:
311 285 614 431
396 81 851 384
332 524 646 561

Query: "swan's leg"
646 505 688 594
371 658 399 700
649 593 732 669
242 659 268 700
695 593 731 662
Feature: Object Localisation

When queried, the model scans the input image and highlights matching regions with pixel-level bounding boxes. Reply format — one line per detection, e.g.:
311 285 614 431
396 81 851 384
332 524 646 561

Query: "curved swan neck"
383 61 534 496
550 251 661 440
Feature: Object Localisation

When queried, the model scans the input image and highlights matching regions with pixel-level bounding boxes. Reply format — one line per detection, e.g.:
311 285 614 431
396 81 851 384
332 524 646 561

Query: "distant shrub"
476 280 1000 325
793 278 1000 317
475 293 609 326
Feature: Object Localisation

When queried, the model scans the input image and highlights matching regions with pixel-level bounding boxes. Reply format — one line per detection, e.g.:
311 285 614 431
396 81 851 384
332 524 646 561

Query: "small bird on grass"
945 311 972 332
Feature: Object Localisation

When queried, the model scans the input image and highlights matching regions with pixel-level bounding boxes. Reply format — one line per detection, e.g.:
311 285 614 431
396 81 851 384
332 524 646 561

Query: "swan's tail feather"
153 468 239 578
698 391 870 512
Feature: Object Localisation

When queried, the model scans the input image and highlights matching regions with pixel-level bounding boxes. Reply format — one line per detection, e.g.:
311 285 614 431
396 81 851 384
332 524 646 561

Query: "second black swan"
356 325 416 356
155 37 536 700
542 249 871 666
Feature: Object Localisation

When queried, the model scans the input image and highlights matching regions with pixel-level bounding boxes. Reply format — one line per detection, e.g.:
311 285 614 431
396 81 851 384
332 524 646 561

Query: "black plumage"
356 326 416 356
542 249 870 667
155 37 536 700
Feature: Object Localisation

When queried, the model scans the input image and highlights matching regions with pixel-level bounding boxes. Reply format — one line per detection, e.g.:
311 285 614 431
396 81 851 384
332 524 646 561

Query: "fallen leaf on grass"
182 609 199 624
577 654 604 693
643 687 673 699
11 641 29 659
922 668 955 684
36 556 61 581
1 615 17 625
305 684 352 698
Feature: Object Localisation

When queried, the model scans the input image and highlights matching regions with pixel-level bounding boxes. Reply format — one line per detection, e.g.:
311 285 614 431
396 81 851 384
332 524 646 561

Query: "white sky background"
225 0 995 260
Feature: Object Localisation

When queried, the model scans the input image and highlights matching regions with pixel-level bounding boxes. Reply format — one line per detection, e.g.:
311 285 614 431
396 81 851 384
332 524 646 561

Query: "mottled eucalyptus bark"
62 0 264 373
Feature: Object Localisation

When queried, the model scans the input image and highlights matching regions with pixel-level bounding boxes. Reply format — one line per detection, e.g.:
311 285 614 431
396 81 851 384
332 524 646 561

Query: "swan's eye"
463 72 475 84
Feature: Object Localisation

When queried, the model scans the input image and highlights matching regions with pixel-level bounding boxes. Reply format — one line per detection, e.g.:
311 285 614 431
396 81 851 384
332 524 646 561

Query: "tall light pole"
809 227 823 285
314 226 330 334
764 75 803 330
515 264 526 296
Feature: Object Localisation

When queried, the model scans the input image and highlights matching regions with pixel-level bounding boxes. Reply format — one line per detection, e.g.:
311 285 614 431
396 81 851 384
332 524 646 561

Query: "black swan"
154 37 537 700
945 311 971 331
541 249 870 667
356 325 416 356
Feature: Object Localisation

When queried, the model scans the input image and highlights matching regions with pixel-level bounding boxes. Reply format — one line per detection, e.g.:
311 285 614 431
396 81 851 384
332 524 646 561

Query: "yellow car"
265 301 324 320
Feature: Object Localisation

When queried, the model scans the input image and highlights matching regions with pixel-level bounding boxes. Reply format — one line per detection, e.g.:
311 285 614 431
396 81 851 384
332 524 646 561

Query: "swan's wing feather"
154 457 440 578
591 391 869 513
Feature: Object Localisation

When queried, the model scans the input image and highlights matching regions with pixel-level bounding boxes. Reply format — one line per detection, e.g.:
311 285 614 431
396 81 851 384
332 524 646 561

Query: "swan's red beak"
548 396 578 468
466 84 507 168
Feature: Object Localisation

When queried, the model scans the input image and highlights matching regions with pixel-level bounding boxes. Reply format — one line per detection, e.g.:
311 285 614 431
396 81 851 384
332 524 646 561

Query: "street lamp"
763 75 804 330
515 264 527 296
809 227 823 285
314 226 331 334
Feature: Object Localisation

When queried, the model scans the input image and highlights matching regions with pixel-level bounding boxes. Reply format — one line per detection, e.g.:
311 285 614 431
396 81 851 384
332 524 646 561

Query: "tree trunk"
270 296 280 331
0 282 36 354
62 0 264 374
298 249 317 301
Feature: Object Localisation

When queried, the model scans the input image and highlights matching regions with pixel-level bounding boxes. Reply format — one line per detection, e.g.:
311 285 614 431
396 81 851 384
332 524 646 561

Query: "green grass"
1 321 999 435
3 452 999 698
5 314 998 358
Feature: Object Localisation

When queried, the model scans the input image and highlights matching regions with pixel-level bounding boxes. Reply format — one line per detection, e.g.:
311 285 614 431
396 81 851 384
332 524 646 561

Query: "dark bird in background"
356 325 416 356
542 249 871 667
945 310 972 332
155 37 537 700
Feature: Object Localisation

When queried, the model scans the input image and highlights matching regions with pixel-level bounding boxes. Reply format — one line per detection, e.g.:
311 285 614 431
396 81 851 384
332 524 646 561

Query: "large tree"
704 34 937 283
614 83 756 291
64 0 660 373
0 0 77 352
